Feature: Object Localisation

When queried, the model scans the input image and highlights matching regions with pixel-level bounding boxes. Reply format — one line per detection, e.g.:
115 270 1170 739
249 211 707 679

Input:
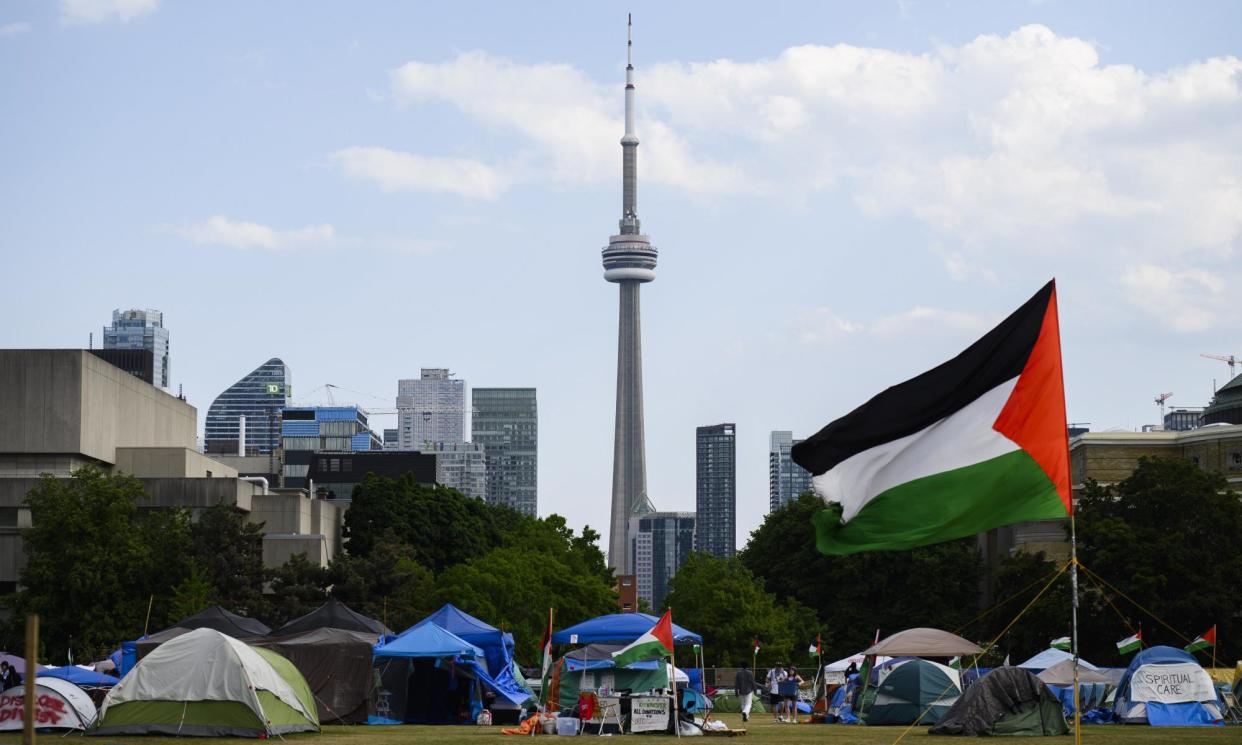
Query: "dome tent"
0 677 97 731
1113 645 1222 726
96 628 318 737
929 667 1068 737
271 598 391 637
864 659 961 726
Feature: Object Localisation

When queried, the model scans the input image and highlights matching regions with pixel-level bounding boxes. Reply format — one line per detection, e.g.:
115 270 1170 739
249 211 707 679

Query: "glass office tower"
203 358 292 455
471 388 537 516
769 430 814 513
695 423 736 557
103 308 170 388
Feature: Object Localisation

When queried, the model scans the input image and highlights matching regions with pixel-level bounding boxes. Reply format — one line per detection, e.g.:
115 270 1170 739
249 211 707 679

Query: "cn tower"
605 15 658 575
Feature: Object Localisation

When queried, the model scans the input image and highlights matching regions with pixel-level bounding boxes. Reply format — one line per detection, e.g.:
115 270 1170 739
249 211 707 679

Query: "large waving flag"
611 610 674 668
792 280 1072 555
1185 626 1215 653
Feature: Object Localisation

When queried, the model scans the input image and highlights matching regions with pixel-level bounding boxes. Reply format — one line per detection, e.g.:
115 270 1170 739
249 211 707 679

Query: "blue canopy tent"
1113 645 1222 726
371 622 488 725
37 666 117 687
552 613 702 646
408 605 533 716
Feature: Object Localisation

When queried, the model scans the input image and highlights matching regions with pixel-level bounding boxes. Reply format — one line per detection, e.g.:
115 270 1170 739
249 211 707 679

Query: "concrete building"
0 350 341 588
769 431 813 512
89 348 156 386
605 20 659 574
103 309 170 389
396 369 465 450
695 423 736 557
629 507 695 611
203 358 292 456
472 388 538 515
280 406 382 489
427 441 488 501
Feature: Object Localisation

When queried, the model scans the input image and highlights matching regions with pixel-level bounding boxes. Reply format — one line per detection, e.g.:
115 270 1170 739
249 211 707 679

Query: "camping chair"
577 691 624 736
1221 687 1242 725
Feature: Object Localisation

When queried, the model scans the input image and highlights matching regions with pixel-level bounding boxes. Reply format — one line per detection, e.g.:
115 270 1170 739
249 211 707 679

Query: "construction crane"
1201 353 1239 379
294 383 397 415
1154 392 1173 420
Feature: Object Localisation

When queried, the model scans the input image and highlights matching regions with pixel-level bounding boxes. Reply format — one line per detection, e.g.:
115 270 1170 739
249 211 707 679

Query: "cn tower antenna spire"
628 13 632 66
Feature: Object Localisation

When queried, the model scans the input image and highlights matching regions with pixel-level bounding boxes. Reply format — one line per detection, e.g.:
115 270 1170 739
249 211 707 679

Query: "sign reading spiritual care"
629 695 670 733
1129 664 1216 704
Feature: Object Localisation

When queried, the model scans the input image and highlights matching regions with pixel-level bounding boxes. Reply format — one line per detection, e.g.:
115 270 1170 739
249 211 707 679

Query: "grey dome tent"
270 599 392 637
929 667 1068 736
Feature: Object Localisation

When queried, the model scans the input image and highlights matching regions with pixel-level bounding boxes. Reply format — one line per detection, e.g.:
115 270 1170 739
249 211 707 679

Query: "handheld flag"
1050 636 1071 652
792 281 1071 555
1116 630 1142 655
539 608 555 706
1185 626 1216 653
611 610 674 668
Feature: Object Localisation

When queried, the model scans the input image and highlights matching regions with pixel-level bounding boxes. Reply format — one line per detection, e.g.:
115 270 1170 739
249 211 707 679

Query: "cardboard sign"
1129 664 1215 704
629 695 670 732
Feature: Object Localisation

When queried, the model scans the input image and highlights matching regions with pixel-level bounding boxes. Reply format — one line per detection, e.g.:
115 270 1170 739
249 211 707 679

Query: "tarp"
929 666 1068 736
1036 659 1114 686
1113 645 1222 726
251 628 376 724
410 604 530 709
96 628 318 737
864 628 983 657
375 622 483 659
271 599 392 637
825 652 893 672
1017 647 1100 671
0 677 97 731
37 665 117 687
563 643 668 672
552 612 702 645
865 659 961 726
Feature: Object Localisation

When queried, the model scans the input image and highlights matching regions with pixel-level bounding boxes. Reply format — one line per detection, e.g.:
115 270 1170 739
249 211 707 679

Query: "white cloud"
797 304 989 343
796 307 861 344
1118 264 1227 333
330 146 506 199
177 216 335 252
60 0 158 24
0 22 31 37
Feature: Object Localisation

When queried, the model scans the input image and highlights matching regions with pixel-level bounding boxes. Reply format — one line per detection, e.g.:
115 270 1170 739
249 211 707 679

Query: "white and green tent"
94 627 319 737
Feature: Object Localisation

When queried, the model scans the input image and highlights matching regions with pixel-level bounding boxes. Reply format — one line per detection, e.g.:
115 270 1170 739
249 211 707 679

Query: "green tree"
191 502 267 618
739 493 982 654
168 563 214 624
664 553 819 668
328 541 436 632
267 553 330 628
11 469 194 660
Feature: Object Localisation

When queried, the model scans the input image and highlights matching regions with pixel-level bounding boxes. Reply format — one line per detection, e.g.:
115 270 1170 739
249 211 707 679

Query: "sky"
2 0 1240 555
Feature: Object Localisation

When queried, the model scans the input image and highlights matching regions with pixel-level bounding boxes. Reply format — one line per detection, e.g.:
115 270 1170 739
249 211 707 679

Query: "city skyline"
4 2 1241 557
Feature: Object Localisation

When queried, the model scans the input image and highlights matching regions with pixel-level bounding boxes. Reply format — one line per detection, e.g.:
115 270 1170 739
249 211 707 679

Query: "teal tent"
865 659 961 726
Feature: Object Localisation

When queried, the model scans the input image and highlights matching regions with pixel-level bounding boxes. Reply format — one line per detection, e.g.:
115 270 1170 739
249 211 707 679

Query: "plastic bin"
556 717 581 735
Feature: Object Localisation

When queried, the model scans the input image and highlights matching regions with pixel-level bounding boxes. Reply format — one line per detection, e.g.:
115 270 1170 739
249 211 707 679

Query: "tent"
825 652 894 673
409 604 532 711
270 599 392 637
1018 647 1100 671
1036 659 1115 687
550 644 688 711
251 628 376 724
929 667 1068 736
126 605 272 673
37 665 117 688
371 622 487 724
553 613 702 645
1112 645 1222 726
865 628 983 657
864 659 961 725
0 653 45 676
0 676 97 731
96 628 318 737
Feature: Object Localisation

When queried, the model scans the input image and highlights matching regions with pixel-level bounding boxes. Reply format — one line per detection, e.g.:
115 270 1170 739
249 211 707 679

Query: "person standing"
783 665 804 722
734 665 756 723
765 662 787 722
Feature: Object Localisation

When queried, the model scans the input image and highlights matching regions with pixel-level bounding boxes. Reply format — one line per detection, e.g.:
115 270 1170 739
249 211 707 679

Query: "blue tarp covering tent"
552 613 702 645
1113 645 1222 726
37 666 117 687
375 623 483 659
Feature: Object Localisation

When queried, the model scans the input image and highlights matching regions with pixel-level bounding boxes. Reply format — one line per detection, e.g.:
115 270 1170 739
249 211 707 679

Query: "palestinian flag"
1185 626 1215 653
753 637 761 657
1117 630 1142 655
808 635 822 658
539 608 555 705
1050 636 1071 652
792 280 1072 555
612 610 674 668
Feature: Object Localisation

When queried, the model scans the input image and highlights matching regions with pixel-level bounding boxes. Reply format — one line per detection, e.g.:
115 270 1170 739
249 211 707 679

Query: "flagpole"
1070 512 1081 745
1211 624 1216 671
669 614 680 739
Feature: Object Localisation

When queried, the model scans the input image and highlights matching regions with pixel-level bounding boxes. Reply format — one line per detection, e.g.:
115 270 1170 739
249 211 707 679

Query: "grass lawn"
3 715 1240 745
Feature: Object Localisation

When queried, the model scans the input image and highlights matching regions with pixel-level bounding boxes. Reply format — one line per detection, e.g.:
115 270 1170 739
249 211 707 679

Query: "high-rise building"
629 509 695 611
472 388 537 516
204 359 291 455
396 369 465 449
769 430 814 512
103 308 170 388
89 348 155 386
695 423 736 557
427 441 488 502
279 406 381 489
383 428 399 450
606 19 659 574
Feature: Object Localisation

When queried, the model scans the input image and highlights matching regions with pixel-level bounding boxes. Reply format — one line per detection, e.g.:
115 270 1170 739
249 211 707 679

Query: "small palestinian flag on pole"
1051 636 1071 652
1116 629 1142 655
538 608 555 706
792 280 1072 555
611 610 674 668
808 634 822 658
1185 626 1216 653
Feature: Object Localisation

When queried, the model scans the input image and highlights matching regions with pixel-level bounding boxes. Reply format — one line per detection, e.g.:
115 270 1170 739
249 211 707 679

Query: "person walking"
734 665 757 723
765 662 787 722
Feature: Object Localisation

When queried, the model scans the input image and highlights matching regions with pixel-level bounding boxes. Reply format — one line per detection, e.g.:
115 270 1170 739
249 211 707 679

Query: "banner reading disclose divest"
1129 664 1216 704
